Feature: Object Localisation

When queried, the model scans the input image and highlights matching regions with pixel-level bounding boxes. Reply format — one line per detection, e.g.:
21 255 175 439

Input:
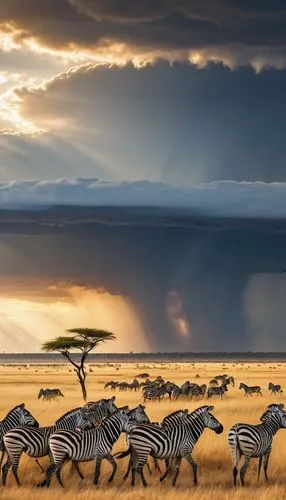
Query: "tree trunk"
77 370 87 401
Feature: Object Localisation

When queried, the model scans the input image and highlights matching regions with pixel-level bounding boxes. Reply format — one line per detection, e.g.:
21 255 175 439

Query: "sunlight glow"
0 283 149 353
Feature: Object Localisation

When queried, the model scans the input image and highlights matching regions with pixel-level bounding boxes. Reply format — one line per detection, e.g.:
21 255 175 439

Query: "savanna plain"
1 360 286 500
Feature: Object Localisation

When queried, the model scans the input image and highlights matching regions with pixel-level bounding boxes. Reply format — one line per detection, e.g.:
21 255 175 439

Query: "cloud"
1 177 286 219
0 0 286 71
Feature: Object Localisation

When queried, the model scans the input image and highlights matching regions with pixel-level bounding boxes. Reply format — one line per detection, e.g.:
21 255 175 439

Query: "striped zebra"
143 384 166 402
84 397 117 425
207 383 228 399
268 382 283 395
228 403 286 486
39 406 131 487
121 408 189 481
239 383 263 396
0 403 39 455
116 405 223 487
38 389 64 401
2 406 94 486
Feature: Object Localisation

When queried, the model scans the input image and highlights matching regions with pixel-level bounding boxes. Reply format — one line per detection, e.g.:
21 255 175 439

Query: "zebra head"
198 405 224 434
260 404 286 428
74 408 95 432
17 403 39 428
112 406 130 432
127 405 150 424
38 388 44 399
104 396 117 414
239 383 246 390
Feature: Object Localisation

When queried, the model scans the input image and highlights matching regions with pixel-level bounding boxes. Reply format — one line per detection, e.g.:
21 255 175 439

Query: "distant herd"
0 370 284 489
103 373 283 401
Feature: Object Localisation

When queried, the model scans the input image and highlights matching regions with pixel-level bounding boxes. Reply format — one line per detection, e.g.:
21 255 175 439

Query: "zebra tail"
113 447 132 459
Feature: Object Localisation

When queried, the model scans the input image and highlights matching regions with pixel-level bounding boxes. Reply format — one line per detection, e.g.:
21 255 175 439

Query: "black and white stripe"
84 396 117 426
2 406 93 486
143 384 166 402
40 406 131 487
239 382 262 396
228 403 286 486
0 403 39 452
117 405 223 487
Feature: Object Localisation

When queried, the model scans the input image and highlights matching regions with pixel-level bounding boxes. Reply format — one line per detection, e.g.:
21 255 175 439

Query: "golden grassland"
1 360 286 499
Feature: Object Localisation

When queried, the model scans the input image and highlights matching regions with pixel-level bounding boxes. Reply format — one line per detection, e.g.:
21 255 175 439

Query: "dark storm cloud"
1 206 286 351
1 1 286 68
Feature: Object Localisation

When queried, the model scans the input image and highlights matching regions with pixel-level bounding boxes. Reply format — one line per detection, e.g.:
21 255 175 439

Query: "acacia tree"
42 328 116 401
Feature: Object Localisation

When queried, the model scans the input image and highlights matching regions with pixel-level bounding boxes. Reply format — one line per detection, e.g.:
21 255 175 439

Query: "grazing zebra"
2 407 94 486
226 376 235 387
228 403 286 486
104 381 118 390
116 405 223 487
40 406 131 487
143 384 166 402
268 382 283 395
171 384 182 399
38 389 64 401
239 382 263 397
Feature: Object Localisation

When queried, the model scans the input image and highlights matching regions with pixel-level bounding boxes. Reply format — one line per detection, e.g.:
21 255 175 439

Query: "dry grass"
0 360 286 499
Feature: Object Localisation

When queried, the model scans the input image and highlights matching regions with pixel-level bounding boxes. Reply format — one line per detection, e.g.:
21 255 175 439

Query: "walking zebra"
121 408 190 481
268 382 283 395
239 383 263 396
2 406 94 486
116 405 223 487
228 403 286 486
38 388 64 401
39 406 131 487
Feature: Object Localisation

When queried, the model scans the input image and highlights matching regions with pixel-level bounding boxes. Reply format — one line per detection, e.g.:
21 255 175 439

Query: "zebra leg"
263 451 271 481
123 456 132 480
2 457 11 486
55 463 65 488
0 450 6 469
185 454 198 484
233 466 238 486
171 456 182 486
136 455 149 487
105 453 117 483
239 456 251 486
257 456 263 482
2 453 21 486
72 461 84 480
93 455 102 485
153 457 162 473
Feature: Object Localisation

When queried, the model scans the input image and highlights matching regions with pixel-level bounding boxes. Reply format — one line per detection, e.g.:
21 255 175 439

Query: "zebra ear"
279 403 284 410
184 409 188 414
20 403 25 408
206 405 214 412
111 396 116 402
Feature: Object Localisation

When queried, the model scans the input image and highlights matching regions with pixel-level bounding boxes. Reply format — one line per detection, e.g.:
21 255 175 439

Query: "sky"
0 1 286 352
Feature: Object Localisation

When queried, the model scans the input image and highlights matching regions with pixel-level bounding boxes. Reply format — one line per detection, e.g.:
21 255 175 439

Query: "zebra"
129 379 140 391
268 382 283 395
121 409 190 481
104 381 118 390
143 384 166 402
239 382 263 396
38 388 64 401
84 396 117 425
228 403 286 486
116 405 223 487
2 406 94 486
207 383 227 399
39 406 131 487
0 403 39 456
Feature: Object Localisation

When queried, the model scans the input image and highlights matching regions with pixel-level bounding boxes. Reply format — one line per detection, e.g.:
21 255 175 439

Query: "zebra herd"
1 399 286 488
105 375 283 401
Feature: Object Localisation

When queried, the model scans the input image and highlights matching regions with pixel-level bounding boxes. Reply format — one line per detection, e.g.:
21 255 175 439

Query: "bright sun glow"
0 284 149 353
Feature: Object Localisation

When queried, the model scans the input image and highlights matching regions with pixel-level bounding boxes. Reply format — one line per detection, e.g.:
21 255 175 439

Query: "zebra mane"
188 405 214 418
97 407 127 428
55 407 82 424
162 409 188 423
0 403 24 422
